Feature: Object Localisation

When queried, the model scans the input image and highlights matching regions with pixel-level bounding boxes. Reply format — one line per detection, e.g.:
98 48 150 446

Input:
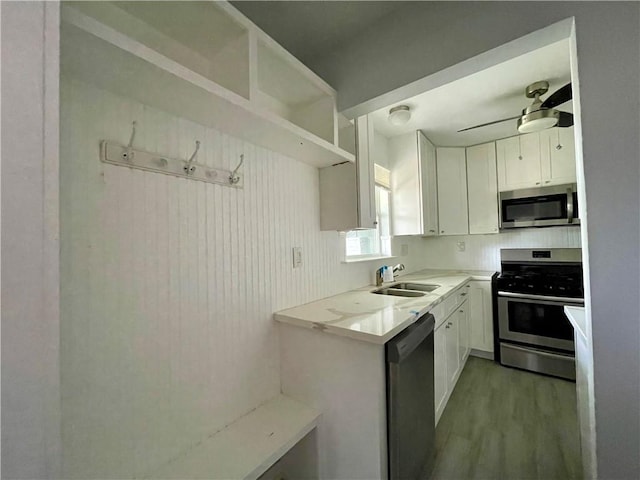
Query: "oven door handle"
498 291 584 305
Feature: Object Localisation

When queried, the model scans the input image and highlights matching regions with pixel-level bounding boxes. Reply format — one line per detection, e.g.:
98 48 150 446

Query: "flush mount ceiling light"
388 105 411 126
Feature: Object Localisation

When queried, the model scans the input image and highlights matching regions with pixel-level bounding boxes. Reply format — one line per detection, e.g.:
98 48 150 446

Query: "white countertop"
274 269 496 345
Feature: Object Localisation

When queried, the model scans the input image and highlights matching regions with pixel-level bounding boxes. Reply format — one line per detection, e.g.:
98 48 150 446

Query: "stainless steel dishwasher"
386 313 436 480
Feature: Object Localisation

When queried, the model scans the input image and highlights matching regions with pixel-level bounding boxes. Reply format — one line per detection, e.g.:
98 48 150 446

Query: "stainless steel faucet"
392 263 405 278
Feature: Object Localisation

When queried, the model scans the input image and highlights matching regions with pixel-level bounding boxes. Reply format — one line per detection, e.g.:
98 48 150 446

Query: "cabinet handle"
466 285 471 288
448 322 453 326
441 230 445 233
459 310 464 313
545 180 550 184
461 292 467 296
429 229 436 233
446 325 450 329
536 182 541 185
373 221 378 225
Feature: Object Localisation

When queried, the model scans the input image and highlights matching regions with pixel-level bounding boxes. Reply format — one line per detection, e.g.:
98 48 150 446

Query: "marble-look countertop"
274 269 496 345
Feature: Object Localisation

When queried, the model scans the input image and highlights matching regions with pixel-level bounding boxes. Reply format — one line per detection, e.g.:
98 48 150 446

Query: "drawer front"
431 282 471 326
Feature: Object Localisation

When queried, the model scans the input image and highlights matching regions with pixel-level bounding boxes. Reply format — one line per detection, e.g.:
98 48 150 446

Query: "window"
345 165 392 259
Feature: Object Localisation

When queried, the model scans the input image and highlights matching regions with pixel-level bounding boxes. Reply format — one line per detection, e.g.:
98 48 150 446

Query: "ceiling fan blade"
457 115 521 132
541 83 572 109
557 111 574 127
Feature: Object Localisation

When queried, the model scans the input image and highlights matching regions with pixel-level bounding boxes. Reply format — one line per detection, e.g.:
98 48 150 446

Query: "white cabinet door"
469 280 494 353
444 314 460 386
390 132 422 235
389 131 438 236
419 132 439 236
539 126 577 186
434 322 448 423
436 147 469 235
355 115 377 228
466 142 499 234
319 115 376 231
458 299 470 365
496 133 542 191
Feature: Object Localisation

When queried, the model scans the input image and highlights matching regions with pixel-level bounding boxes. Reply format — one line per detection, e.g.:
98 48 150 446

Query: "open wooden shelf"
61 2 354 168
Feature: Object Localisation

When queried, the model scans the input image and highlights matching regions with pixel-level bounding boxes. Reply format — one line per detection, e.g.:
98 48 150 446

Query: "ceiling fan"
458 80 573 133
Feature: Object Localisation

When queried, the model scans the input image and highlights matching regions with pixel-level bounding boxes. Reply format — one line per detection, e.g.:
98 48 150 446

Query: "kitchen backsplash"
420 227 582 271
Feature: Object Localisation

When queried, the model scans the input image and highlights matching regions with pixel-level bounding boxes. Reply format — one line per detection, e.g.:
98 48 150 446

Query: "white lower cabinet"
468 280 494 355
434 323 448 421
444 314 460 387
434 286 471 424
458 299 470 364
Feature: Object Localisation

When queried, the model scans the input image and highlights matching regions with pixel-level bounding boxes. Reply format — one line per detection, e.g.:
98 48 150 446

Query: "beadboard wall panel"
420 227 582 271
60 78 411 479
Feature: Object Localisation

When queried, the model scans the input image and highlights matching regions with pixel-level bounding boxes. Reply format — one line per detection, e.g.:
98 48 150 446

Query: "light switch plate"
292 247 302 268
457 241 466 252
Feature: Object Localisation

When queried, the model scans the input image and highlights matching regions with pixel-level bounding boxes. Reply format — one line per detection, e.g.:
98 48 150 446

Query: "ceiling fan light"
388 105 411 126
517 108 559 133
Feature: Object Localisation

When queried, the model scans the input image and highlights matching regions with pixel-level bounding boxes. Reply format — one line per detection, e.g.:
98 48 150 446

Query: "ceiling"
369 39 572 146
230 1 406 65
231 2 572 147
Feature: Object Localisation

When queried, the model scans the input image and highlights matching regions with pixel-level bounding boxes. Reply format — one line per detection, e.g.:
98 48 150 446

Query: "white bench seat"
150 395 321 480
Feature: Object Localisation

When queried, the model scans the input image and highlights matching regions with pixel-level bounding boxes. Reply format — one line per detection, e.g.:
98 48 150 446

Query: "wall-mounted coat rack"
100 122 244 188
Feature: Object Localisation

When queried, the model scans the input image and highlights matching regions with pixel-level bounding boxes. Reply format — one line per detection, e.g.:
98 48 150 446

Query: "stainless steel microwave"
499 183 579 230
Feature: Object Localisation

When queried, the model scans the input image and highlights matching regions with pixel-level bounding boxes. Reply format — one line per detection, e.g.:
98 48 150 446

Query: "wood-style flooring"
429 356 582 480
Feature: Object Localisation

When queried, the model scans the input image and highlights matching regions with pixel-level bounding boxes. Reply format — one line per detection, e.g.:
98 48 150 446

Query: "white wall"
58 77 426 479
1 3 62 479
311 3 640 477
420 227 581 271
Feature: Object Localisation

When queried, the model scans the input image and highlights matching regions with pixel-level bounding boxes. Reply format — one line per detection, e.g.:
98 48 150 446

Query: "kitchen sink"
390 282 440 292
372 283 440 297
372 288 426 297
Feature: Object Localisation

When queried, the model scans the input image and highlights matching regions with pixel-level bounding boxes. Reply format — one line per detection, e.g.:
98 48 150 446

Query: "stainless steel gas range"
492 248 584 380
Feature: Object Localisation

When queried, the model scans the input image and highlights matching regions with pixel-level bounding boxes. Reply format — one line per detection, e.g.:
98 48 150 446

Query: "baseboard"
470 349 494 360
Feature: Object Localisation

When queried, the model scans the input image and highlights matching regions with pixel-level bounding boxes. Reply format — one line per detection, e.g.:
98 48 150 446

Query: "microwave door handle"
567 187 575 224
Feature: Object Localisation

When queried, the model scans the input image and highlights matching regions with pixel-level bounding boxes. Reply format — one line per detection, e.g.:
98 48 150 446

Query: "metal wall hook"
183 140 200 175
122 121 137 162
229 154 244 184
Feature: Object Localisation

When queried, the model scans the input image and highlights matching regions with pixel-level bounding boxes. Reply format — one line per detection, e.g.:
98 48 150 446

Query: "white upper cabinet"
319 116 376 231
389 132 422 236
539 126 577 186
60 1 353 168
355 116 378 229
466 142 499 234
496 132 542 191
437 148 469 235
419 133 439 237
497 128 576 191
388 131 438 236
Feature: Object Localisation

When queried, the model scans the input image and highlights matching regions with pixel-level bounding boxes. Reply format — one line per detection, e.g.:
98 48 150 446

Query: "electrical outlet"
292 247 302 268
401 244 409 256
456 241 466 252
